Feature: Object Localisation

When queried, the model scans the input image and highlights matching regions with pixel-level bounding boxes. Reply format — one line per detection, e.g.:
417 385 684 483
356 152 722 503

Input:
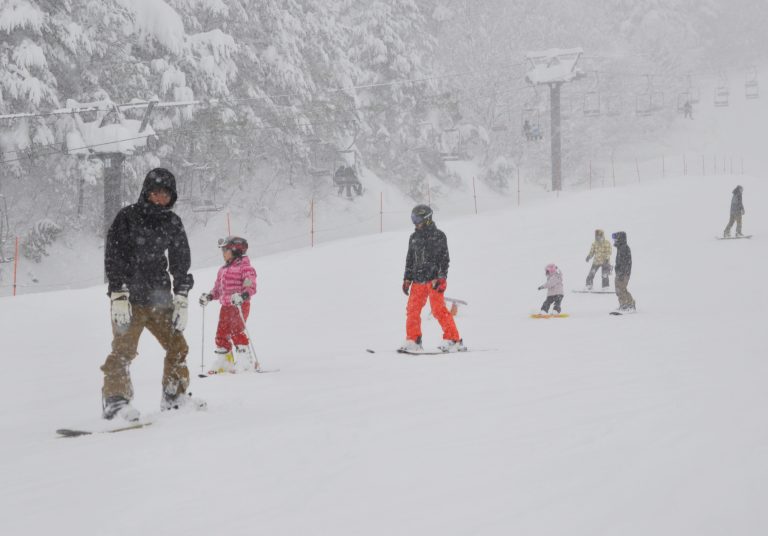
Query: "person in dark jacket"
612 231 635 312
400 205 465 352
101 168 203 422
723 185 745 237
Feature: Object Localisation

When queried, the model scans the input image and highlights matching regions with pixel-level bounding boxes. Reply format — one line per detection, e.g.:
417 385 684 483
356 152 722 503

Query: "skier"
584 229 613 290
537 264 564 316
101 168 203 422
333 165 363 198
723 185 745 237
199 236 257 373
612 231 636 313
400 205 465 352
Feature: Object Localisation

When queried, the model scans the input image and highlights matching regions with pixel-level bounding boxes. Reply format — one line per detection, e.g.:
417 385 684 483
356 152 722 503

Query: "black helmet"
218 236 248 257
411 204 433 225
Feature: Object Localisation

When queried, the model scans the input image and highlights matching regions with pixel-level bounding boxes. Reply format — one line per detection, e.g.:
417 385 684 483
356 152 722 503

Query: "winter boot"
102 396 140 422
438 339 467 353
399 336 423 352
233 345 254 373
211 347 235 373
160 391 207 413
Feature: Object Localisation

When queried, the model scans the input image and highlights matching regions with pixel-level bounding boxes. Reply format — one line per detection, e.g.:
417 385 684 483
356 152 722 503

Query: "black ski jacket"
613 232 632 278
404 222 450 283
105 169 193 306
730 186 744 215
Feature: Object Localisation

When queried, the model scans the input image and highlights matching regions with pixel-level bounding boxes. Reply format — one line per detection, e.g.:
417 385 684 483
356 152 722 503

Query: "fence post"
310 199 315 248
472 176 478 215
426 177 431 206
589 160 592 190
380 192 383 233
517 167 521 207
226 212 231 236
635 158 640 182
13 236 19 297
611 157 616 187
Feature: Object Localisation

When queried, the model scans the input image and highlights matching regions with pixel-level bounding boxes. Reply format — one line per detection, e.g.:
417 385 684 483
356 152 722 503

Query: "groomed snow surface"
1 173 766 535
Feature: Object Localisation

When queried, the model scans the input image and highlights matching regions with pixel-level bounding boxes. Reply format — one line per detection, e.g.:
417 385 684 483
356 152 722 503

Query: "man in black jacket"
612 231 636 313
101 168 203 421
723 185 745 237
400 205 464 352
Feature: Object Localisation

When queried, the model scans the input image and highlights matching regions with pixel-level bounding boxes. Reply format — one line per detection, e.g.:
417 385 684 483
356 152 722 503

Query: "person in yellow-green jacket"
584 229 613 290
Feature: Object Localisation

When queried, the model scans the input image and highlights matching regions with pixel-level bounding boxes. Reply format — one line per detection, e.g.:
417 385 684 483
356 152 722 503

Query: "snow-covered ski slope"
1 170 766 535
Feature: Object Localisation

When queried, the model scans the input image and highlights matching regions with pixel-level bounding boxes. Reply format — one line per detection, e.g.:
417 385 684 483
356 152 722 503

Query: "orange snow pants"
406 282 460 341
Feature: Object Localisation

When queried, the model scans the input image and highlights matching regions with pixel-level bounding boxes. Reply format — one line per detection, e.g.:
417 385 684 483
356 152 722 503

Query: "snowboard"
609 310 636 316
716 235 752 240
572 289 614 294
56 421 152 438
530 313 570 319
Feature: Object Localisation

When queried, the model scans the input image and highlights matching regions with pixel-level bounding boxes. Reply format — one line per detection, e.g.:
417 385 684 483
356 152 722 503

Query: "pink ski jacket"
209 256 257 305
541 269 564 296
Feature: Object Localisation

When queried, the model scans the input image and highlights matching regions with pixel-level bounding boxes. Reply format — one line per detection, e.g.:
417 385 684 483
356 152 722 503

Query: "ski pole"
200 304 206 376
236 303 261 372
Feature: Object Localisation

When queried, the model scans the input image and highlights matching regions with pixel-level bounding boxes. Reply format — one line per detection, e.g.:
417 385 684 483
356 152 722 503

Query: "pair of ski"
197 366 279 378
530 313 570 319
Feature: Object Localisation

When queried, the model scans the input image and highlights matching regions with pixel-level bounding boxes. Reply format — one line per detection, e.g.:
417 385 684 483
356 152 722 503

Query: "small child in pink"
199 236 257 372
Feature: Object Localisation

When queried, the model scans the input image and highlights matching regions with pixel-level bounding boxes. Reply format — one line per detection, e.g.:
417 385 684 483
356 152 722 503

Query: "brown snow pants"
615 275 635 309
101 304 189 402
724 212 743 236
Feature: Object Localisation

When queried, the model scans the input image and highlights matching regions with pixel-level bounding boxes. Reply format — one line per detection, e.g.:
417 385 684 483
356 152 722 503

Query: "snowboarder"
612 231 636 313
538 264 564 315
199 236 257 373
101 168 203 422
584 229 613 290
723 185 745 237
400 205 465 352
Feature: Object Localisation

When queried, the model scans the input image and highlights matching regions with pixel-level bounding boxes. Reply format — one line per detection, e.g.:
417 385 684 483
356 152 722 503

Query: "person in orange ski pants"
400 204 465 353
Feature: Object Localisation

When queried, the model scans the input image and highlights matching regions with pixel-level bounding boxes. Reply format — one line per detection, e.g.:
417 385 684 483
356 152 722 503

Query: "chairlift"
604 94 622 116
439 128 463 160
635 75 663 115
582 71 602 117
521 110 543 141
583 92 601 116
178 162 223 212
714 86 730 107
745 67 759 99
491 109 510 132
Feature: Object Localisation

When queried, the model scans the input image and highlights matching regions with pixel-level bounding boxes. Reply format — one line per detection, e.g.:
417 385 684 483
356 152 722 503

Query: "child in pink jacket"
199 236 257 372
537 263 564 316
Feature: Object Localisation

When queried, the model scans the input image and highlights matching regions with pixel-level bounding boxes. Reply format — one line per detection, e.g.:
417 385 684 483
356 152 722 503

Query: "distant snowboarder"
199 236 257 373
612 231 636 313
101 168 203 422
723 185 745 238
538 264 564 316
400 205 465 353
584 229 612 290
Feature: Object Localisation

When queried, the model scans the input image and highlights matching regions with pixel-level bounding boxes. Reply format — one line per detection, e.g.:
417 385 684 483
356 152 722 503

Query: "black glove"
538 285 545 290
402 280 412 296
199 293 213 306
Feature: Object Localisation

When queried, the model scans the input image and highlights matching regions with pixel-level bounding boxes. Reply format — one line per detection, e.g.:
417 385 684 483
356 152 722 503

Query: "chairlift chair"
635 93 653 116
604 94 622 116
583 91 601 116
440 128 463 160
677 92 691 112
714 86 730 107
